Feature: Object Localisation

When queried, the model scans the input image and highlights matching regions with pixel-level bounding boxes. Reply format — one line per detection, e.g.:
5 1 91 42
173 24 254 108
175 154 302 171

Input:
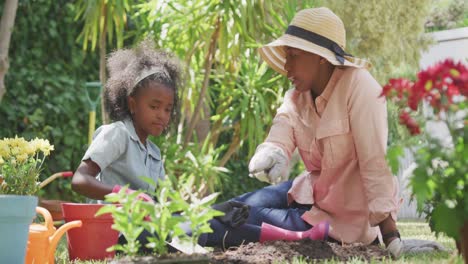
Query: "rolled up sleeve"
348 70 399 226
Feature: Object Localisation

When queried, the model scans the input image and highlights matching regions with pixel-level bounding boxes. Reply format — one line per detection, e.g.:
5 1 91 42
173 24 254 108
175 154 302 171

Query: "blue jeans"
203 180 312 247
232 180 312 231
122 180 313 250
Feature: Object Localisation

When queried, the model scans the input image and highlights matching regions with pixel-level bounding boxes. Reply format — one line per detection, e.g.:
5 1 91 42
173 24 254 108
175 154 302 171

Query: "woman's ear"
127 96 136 115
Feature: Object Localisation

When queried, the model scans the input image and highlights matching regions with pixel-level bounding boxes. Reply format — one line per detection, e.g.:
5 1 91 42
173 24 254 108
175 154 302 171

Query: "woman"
238 7 403 257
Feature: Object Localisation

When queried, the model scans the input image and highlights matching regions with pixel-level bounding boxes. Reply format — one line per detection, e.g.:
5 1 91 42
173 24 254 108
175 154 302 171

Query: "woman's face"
284 47 322 93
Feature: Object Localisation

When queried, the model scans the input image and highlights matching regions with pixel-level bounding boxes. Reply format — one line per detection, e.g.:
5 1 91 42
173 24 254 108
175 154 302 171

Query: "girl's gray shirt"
83 118 165 196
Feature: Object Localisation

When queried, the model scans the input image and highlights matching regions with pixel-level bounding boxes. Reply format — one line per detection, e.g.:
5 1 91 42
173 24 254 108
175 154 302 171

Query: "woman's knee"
232 180 293 207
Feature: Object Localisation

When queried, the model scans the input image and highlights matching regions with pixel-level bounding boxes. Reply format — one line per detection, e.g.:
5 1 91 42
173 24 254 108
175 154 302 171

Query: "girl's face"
284 47 321 93
128 82 174 143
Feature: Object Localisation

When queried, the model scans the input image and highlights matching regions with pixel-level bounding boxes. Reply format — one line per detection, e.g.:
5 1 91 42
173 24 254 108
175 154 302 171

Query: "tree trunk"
183 16 221 147
218 123 242 167
0 0 18 102
194 103 211 143
99 3 109 124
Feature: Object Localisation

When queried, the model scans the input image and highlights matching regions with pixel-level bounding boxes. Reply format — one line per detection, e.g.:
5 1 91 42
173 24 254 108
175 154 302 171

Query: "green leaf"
386 144 403 175
431 203 462 239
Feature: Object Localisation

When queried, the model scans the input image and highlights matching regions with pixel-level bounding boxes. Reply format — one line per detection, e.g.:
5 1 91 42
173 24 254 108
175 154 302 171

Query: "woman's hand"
212 200 250 228
248 143 289 184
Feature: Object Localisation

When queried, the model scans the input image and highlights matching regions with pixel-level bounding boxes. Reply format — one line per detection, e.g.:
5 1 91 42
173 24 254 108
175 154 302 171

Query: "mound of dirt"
211 240 390 263
113 240 390 263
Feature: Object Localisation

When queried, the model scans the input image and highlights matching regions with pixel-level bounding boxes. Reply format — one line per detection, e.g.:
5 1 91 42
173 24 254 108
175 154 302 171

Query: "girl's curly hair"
104 40 182 130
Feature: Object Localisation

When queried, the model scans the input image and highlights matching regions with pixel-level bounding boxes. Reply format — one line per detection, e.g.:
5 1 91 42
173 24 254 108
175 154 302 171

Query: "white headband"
132 66 170 89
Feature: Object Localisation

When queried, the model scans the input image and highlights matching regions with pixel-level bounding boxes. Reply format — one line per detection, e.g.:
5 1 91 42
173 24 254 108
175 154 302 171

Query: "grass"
55 219 464 263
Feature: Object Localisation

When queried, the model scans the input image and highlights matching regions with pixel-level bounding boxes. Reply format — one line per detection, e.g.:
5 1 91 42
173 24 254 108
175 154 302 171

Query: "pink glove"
112 185 155 204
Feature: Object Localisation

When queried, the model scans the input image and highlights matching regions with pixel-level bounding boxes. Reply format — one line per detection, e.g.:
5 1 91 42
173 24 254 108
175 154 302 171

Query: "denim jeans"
232 180 312 231
121 180 314 250
203 180 312 247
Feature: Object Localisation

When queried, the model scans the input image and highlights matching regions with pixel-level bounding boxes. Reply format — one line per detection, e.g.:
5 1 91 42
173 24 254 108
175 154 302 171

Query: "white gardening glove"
387 238 446 259
248 143 289 184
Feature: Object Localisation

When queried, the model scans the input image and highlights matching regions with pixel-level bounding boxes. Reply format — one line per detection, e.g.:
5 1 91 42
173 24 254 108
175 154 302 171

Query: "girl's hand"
112 185 155 204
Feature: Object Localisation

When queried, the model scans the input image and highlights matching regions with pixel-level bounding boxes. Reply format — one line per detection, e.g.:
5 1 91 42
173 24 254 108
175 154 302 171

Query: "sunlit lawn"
55 219 464 263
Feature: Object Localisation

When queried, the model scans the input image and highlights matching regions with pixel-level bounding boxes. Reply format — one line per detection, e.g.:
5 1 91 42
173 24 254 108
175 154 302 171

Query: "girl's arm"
71 159 113 200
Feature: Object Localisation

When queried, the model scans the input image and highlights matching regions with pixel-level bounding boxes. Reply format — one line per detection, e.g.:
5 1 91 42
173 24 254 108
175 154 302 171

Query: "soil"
113 239 390 263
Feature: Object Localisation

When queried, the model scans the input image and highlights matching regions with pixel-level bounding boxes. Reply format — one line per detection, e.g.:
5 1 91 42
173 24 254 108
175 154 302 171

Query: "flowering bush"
382 59 467 240
0 136 54 195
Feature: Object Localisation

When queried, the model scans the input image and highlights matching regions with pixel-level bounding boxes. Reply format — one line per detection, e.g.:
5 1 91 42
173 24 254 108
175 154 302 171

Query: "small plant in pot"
0 136 54 263
383 59 467 260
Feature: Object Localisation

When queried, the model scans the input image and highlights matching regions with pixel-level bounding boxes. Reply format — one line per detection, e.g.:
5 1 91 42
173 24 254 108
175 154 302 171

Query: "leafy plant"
97 177 223 256
96 187 149 256
0 136 54 195
176 176 224 252
382 59 468 240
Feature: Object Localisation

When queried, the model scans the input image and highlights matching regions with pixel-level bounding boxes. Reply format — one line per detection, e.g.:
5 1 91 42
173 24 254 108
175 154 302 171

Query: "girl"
71 41 329 252
71 42 179 202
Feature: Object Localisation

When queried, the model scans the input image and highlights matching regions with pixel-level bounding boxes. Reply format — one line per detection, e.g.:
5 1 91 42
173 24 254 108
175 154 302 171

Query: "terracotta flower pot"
61 203 119 261
39 199 70 222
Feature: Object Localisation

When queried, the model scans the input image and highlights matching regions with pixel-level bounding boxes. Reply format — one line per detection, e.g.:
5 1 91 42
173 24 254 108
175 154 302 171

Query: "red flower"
380 78 413 99
383 59 467 137
399 111 421 135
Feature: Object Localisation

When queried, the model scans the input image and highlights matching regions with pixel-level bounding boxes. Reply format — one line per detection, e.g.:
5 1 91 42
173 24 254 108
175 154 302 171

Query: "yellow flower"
0 136 54 195
16 153 28 163
10 136 28 149
24 143 36 156
31 138 54 156
10 146 21 156
0 141 9 158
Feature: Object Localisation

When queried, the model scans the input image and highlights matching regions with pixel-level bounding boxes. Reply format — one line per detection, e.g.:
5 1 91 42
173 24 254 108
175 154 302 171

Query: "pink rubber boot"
259 221 329 242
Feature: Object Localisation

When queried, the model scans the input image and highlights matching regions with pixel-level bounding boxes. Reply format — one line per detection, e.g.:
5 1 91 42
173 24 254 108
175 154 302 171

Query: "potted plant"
382 59 467 261
0 136 54 263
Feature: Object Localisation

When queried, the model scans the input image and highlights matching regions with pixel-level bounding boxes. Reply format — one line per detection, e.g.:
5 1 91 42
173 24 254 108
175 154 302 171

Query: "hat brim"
259 34 370 76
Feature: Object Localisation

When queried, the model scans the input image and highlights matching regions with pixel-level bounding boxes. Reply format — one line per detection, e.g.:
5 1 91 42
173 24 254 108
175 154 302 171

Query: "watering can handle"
38 171 74 189
35 207 54 231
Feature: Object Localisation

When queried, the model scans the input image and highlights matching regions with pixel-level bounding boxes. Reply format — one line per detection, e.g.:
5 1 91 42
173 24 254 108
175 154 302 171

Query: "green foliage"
175 177 224 251
75 0 132 51
153 135 229 195
97 188 148 256
425 0 468 31
411 130 468 239
98 177 222 256
321 0 432 84
0 0 99 201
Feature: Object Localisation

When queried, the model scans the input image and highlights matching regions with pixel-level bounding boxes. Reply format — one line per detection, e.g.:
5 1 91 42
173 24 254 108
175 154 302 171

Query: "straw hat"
259 7 371 76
